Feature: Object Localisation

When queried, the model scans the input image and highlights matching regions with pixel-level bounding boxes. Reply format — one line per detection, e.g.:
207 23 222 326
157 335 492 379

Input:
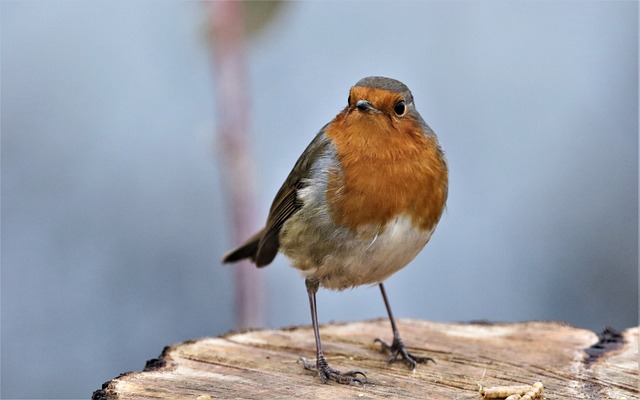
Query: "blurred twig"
209 1 264 329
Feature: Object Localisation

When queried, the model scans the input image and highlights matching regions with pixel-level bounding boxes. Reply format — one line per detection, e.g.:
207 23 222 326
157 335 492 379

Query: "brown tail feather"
221 229 264 264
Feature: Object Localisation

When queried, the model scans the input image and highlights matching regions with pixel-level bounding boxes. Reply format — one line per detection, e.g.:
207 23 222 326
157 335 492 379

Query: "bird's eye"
394 100 406 116
347 95 351 106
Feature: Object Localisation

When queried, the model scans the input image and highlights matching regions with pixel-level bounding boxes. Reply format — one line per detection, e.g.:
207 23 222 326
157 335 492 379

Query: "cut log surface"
93 319 638 399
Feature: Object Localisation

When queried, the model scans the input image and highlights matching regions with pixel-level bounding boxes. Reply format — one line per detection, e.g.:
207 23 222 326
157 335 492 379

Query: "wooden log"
93 319 638 399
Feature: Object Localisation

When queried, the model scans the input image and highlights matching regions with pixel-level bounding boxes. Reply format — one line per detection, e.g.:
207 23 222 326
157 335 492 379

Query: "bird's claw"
299 356 366 385
374 337 434 370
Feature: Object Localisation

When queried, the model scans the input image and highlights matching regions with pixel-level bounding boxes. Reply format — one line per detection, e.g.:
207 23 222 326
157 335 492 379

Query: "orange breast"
325 109 448 232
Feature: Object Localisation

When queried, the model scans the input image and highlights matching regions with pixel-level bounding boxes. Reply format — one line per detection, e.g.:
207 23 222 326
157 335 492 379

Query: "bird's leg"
374 282 435 370
299 279 366 385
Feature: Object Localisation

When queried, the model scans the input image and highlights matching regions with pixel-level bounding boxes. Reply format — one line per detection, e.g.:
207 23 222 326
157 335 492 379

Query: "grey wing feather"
224 126 333 267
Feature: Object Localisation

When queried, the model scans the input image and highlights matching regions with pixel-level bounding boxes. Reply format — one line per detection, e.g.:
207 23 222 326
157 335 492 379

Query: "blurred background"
2 1 637 398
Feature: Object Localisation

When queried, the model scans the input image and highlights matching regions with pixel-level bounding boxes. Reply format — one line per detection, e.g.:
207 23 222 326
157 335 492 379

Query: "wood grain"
93 319 638 399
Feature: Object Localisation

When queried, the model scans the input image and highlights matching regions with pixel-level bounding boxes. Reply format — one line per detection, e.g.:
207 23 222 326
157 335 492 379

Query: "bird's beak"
355 99 378 113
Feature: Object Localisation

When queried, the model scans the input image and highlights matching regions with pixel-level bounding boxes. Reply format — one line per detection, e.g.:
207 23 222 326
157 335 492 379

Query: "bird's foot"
374 336 434 370
299 356 366 385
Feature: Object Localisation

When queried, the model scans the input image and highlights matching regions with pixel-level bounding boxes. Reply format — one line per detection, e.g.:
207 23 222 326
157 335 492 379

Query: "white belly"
283 214 433 290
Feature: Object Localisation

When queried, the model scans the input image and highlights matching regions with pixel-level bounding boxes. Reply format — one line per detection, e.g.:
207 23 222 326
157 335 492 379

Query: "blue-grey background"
2 1 637 398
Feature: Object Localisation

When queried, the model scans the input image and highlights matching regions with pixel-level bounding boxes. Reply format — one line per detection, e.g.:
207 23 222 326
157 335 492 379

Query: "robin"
223 76 448 385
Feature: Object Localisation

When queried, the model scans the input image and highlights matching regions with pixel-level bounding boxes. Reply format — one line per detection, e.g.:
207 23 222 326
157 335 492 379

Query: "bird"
222 76 448 385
